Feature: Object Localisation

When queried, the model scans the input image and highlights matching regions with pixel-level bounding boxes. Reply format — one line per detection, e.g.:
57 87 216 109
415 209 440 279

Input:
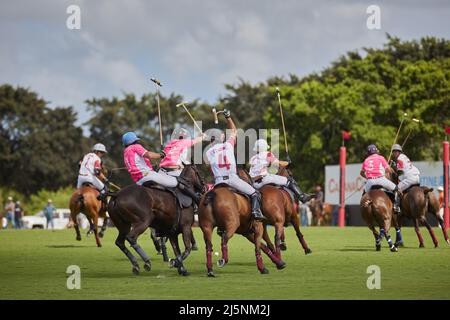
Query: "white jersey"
79 153 101 177
396 153 420 179
206 137 237 178
249 151 278 177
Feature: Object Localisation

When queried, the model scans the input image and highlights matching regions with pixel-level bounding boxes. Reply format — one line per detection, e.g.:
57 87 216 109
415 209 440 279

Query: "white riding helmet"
92 143 107 153
253 139 269 152
391 144 403 152
438 186 444 192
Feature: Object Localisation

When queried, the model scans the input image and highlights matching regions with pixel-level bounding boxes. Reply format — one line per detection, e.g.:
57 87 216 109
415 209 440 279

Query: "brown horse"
360 187 398 252
238 168 312 261
107 164 205 276
69 184 108 247
309 200 333 226
394 186 449 247
199 182 286 277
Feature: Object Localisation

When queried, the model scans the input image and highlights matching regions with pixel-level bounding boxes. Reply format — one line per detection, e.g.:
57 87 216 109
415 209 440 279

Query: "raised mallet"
401 118 420 148
150 77 163 148
388 112 408 162
276 87 289 158
176 102 203 134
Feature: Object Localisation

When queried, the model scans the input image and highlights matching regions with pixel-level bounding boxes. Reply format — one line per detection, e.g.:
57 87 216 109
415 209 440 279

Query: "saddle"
266 184 296 203
369 185 395 203
142 181 192 209
203 184 250 207
403 184 421 194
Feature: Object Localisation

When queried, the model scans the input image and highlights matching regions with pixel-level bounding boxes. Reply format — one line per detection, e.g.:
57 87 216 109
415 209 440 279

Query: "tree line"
1 35 449 204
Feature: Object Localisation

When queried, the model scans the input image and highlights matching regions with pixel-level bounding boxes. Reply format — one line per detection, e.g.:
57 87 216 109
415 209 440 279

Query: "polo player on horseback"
77 143 109 201
390 144 421 193
205 109 266 221
121 131 199 203
248 139 314 203
159 128 204 177
360 144 401 213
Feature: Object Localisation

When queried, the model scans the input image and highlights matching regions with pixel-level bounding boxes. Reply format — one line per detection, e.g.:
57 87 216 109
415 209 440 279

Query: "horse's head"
277 165 293 178
181 163 206 194
237 166 252 184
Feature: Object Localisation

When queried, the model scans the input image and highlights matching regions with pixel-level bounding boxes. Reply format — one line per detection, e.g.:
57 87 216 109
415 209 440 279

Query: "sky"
1 0 449 127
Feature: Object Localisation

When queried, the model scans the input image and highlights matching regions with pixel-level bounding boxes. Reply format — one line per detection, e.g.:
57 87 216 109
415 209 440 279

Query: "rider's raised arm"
144 150 162 160
225 110 237 141
193 133 205 145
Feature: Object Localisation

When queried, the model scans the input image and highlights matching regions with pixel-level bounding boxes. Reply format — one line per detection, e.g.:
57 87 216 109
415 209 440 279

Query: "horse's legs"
244 233 285 270
253 222 269 274
273 223 284 260
202 226 215 277
126 221 152 272
369 226 380 251
421 217 439 248
262 225 276 253
436 216 450 244
180 225 193 261
70 211 81 241
99 216 108 238
380 226 397 252
115 225 140 275
413 218 425 247
150 228 162 253
280 228 287 251
291 212 312 254
393 214 404 247
191 232 198 251
168 235 189 276
92 214 102 247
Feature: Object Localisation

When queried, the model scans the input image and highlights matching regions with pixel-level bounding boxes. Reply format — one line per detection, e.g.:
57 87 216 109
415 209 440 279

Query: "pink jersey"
123 144 153 182
362 154 389 179
159 139 195 167
206 137 236 178
249 151 277 177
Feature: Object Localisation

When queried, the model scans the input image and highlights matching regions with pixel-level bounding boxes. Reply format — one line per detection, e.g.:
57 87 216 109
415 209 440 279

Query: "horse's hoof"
156 251 162 255
178 268 189 276
99 232 104 238
169 259 178 268
276 262 286 270
260 268 269 274
446 239 450 245
207 271 215 278
304 248 312 255
376 245 381 251
97 243 102 248
395 242 404 248
144 262 151 272
192 245 198 251
434 244 439 248
217 259 226 268
76 236 81 241
280 243 287 251
390 246 398 252
132 265 140 275
419 243 425 248
163 256 169 262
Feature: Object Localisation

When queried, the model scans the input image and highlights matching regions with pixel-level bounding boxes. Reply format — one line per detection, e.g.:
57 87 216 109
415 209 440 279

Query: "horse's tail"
77 194 85 211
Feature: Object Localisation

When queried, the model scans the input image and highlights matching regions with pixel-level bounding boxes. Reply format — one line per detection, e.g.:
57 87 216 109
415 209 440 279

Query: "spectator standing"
43 199 56 230
4 196 15 229
14 201 23 229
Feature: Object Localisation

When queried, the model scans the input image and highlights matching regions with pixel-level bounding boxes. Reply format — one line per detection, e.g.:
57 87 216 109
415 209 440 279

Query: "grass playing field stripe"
0 227 449 299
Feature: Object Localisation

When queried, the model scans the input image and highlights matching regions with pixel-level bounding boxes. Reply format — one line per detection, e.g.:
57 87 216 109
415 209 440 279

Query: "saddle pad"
143 182 192 209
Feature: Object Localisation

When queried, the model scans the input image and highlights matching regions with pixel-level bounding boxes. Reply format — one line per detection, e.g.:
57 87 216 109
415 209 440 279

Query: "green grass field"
0 226 449 300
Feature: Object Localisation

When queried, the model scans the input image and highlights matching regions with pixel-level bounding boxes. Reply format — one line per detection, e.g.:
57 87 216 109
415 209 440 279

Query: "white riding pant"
215 173 256 195
158 168 182 177
364 177 396 193
77 175 104 190
137 170 178 188
253 174 288 189
397 174 420 192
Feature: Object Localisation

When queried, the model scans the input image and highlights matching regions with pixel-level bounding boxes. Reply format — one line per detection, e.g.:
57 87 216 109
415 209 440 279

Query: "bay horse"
309 200 333 226
107 164 205 276
360 186 398 252
199 181 286 277
390 172 450 247
69 184 109 247
238 167 312 261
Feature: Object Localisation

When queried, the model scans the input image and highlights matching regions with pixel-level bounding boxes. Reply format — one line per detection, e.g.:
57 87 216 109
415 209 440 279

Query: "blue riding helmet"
122 132 140 147
367 144 379 155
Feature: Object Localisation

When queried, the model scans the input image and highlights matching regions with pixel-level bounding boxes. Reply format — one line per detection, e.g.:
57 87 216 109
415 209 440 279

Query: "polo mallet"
211 107 224 124
176 102 203 134
401 118 420 148
151 77 163 148
276 87 289 159
387 112 408 162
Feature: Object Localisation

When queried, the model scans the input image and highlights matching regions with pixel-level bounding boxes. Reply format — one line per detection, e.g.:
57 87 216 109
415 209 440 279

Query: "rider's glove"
159 150 166 158
223 109 231 119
